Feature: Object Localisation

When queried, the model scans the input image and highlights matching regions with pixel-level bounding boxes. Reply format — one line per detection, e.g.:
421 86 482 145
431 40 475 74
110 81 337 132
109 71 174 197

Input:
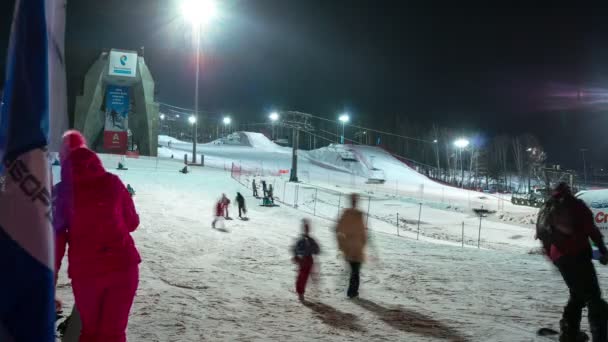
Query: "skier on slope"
54 131 141 342
212 194 229 228
292 218 320 302
336 193 367 299
536 182 608 342
262 180 268 198
236 192 247 219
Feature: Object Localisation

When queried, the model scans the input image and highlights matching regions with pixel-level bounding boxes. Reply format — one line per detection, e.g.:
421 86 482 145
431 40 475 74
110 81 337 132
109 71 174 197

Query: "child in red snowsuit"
54 143 140 342
212 194 229 228
292 219 320 301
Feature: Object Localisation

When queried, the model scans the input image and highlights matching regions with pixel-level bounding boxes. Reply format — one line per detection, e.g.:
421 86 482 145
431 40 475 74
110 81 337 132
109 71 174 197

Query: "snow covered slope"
53 155 605 341
158 132 537 219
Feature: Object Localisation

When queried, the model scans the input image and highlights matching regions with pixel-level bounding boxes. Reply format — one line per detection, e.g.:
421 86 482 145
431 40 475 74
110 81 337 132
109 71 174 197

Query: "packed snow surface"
51 134 608 341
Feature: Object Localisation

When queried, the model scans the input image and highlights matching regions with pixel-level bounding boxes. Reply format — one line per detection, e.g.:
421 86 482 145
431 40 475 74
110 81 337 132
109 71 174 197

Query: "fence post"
294 185 299 209
396 213 400 236
478 213 482 249
283 181 287 204
366 196 371 227
462 221 465 248
417 203 422 240
313 188 318 217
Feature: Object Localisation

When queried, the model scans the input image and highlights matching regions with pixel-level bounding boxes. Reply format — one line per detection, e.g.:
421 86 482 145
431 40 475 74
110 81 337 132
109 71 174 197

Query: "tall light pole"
339 113 349 144
581 148 588 187
433 139 440 177
454 138 470 188
223 116 231 136
188 115 197 146
181 0 218 163
269 111 279 140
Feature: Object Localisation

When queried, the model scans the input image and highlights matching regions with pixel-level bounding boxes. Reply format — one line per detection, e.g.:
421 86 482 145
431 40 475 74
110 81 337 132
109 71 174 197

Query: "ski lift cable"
305 113 432 144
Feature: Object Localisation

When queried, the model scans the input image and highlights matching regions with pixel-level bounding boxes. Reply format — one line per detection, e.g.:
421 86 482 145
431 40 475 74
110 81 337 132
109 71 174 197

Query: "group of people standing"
53 130 141 342
252 179 274 205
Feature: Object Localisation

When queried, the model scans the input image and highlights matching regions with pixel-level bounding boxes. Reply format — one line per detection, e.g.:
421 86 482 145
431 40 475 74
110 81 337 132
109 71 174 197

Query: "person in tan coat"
336 193 367 298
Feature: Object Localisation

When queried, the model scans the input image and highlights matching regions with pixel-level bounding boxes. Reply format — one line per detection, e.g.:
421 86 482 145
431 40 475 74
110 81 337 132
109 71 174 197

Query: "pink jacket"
54 148 141 280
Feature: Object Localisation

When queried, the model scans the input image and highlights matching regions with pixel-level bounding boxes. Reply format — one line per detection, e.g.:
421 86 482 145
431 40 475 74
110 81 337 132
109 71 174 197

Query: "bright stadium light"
175 114 180 118
269 112 279 122
453 138 469 149
453 138 469 188
160 114 166 120
338 113 350 144
188 115 197 124
180 0 218 28
223 116 231 125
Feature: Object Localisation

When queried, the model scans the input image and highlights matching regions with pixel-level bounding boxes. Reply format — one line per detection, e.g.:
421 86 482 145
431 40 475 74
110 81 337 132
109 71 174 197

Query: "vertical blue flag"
0 0 61 341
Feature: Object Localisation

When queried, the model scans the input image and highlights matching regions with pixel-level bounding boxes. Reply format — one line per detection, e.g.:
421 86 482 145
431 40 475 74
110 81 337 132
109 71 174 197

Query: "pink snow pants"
72 266 139 342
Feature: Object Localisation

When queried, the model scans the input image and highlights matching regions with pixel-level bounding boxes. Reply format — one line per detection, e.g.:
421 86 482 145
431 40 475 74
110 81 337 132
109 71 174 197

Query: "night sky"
1 1 608 169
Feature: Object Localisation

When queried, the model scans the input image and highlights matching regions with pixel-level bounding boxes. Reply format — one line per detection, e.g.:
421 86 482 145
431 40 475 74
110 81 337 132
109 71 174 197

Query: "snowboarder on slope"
236 192 247 219
292 219 320 301
336 193 367 299
536 183 608 342
55 133 141 342
262 180 268 198
252 179 258 197
267 184 274 203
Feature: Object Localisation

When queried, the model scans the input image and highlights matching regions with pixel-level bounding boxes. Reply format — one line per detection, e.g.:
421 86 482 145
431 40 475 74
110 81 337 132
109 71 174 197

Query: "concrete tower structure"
74 49 158 156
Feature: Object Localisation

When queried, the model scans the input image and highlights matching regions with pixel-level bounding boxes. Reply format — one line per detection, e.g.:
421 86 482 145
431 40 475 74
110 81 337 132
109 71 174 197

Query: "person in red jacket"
536 183 608 341
54 145 141 342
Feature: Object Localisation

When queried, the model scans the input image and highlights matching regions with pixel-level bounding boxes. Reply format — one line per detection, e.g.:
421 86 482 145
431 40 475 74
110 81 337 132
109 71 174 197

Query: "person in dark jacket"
536 183 608 342
236 192 247 218
262 180 268 198
292 219 320 301
252 179 258 197
267 184 274 203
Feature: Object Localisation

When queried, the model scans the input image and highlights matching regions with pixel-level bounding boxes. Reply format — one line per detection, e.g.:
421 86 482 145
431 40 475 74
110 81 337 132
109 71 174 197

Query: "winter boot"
560 319 582 342
589 300 608 342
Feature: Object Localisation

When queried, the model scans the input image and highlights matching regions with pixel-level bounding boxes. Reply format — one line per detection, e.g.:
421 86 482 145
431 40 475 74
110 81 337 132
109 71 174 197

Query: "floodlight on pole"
433 139 438 143
453 138 469 188
188 115 197 124
181 0 219 164
453 138 470 149
269 112 279 140
160 114 166 120
223 117 231 125
338 113 349 144
180 0 218 28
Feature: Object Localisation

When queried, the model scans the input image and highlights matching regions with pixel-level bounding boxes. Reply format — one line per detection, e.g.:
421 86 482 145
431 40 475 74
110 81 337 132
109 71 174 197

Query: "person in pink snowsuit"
54 143 141 342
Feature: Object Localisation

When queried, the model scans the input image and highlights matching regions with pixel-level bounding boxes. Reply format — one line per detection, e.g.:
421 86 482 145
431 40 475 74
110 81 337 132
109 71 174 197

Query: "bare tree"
512 136 525 191
493 135 511 190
